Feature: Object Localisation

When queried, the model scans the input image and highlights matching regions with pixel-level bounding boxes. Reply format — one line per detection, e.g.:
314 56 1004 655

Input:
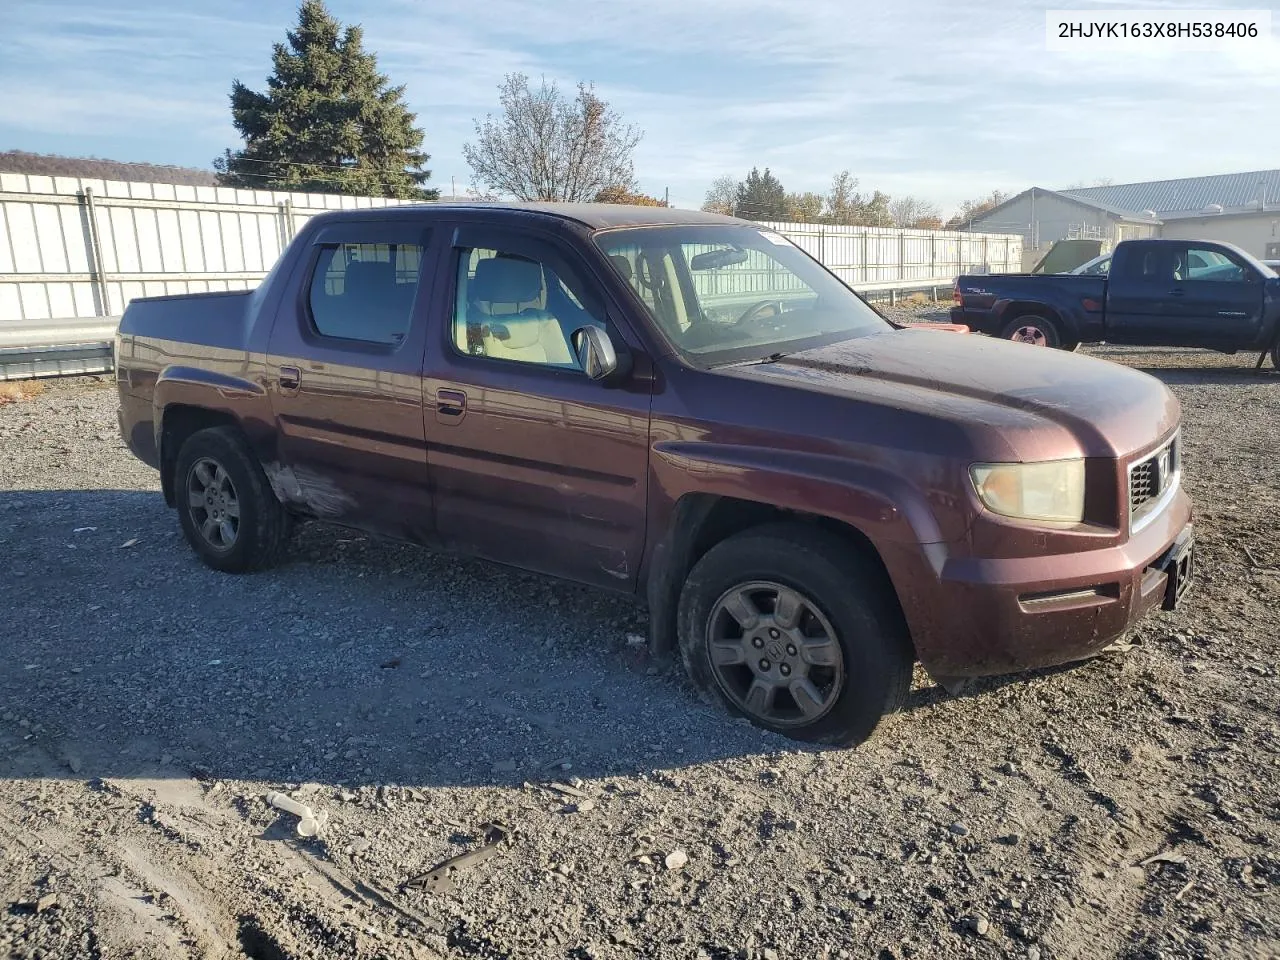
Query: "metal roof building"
966 170 1280 261
1062 170 1280 220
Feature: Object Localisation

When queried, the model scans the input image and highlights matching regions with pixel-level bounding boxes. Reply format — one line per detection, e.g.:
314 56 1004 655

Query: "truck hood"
725 328 1179 461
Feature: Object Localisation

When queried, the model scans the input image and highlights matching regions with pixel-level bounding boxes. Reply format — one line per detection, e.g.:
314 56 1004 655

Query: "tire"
677 523 914 746
1271 339 1280 371
174 426 291 573
1000 314 1062 349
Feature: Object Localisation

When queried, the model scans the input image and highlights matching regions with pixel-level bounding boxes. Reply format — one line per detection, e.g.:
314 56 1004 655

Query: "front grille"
1130 459 1156 512
1129 433 1180 530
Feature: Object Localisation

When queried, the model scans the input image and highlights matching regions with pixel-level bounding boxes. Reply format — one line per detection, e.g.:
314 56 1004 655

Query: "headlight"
970 459 1085 523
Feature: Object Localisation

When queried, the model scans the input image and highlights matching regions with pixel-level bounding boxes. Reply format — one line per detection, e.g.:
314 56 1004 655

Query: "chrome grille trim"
1128 431 1181 534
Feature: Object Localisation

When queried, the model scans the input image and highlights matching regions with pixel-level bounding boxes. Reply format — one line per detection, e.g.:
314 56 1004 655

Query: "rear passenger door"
1103 243 1180 345
266 220 436 542
422 224 653 590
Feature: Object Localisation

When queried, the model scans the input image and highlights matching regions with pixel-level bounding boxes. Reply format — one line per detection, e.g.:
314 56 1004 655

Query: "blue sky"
2 0 1278 215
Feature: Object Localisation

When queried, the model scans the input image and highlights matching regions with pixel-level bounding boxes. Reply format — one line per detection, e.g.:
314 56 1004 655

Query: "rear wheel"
677 524 914 746
174 426 291 573
1001 314 1062 349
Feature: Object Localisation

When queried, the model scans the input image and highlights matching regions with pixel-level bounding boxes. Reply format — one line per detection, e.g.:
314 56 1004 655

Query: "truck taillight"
952 285 962 305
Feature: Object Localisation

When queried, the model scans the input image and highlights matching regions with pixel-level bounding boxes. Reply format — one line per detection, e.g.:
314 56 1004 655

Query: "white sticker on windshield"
759 231 792 247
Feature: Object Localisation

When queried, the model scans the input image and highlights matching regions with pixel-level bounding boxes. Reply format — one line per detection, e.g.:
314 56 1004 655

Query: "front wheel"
677 524 914 745
1000 314 1063 349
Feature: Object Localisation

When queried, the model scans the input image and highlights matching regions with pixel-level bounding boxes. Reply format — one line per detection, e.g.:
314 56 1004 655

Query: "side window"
453 247 605 369
309 242 422 344
1114 246 1171 283
1184 246 1247 283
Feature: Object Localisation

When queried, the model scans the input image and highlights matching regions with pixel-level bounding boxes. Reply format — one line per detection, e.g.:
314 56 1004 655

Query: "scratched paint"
262 462 357 518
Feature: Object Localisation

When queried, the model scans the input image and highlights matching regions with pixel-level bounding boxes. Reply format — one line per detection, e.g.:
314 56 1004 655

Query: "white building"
967 170 1280 261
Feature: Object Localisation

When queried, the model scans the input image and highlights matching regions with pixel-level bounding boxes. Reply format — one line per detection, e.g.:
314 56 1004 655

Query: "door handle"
278 366 301 392
436 388 467 421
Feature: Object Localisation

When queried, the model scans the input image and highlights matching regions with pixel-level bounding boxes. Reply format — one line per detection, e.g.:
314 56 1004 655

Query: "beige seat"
466 256 574 365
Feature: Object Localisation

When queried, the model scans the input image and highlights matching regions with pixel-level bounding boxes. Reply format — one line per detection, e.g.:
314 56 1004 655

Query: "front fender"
650 440 945 545
640 440 950 657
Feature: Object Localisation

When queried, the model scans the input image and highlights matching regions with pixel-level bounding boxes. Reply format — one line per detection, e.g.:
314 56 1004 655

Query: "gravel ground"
2 329 1279 960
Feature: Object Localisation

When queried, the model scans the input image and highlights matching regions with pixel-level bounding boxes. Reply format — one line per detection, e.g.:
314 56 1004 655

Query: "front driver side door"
1166 244 1265 348
422 224 654 590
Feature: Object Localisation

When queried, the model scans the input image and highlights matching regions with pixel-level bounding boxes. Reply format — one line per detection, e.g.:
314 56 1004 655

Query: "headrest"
485 315 545 349
471 256 543 303
609 255 634 283
344 258 394 296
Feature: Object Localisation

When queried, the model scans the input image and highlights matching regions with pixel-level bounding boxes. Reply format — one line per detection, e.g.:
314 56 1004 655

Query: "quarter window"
309 242 422 343
453 247 604 369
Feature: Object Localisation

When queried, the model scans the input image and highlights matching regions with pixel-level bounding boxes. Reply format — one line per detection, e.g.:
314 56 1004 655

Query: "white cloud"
3 0 1278 215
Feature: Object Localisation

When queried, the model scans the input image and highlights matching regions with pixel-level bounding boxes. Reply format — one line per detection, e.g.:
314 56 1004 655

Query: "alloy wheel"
187 457 240 550
705 580 845 727
1011 324 1049 346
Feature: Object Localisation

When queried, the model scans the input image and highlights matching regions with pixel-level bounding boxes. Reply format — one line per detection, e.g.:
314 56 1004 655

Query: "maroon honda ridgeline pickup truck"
116 204 1194 745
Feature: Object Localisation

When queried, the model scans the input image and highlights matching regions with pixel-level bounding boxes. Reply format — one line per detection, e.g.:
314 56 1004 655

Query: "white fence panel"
0 175 1021 328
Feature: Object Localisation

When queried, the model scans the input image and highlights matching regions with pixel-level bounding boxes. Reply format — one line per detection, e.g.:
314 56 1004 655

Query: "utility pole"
664 187 669 207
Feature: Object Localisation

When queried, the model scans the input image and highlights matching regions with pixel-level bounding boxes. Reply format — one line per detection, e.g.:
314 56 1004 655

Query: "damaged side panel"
261 462 359 518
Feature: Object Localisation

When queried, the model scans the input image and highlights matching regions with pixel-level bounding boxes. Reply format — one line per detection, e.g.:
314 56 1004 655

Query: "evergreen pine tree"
215 1 436 199
734 168 787 221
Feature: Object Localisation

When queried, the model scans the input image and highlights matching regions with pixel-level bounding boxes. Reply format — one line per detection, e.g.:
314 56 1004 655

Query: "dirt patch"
0 380 46 405
1 362 1278 960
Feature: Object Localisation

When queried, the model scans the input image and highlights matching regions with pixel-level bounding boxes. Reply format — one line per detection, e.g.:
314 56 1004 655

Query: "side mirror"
572 325 620 381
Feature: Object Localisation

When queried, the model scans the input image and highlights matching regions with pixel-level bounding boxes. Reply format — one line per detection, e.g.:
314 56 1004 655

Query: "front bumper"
890 489 1194 679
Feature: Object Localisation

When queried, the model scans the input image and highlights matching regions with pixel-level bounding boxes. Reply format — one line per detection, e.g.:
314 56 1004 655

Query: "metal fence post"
79 188 111 316
861 231 868 283
898 231 906 280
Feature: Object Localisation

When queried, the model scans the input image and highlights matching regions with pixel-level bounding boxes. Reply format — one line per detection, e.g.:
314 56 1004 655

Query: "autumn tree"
824 170 862 225
784 191 824 222
735 167 787 221
946 190 1013 229
594 185 667 206
701 175 738 215
215 0 435 199
822 171 889 226
463 74 642 201
889 196 942 229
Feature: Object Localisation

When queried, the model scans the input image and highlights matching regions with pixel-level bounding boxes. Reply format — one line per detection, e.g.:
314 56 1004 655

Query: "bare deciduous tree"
946 190 1013 229
889 195 942 228
463 74 643 201
701 175 738 215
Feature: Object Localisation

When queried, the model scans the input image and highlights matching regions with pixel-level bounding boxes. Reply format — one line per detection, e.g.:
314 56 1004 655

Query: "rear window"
308 243 422 344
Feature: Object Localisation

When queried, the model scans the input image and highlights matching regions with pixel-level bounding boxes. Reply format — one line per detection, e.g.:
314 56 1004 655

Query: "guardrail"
852 276 957 304
0 317 120 381
0 274 959 382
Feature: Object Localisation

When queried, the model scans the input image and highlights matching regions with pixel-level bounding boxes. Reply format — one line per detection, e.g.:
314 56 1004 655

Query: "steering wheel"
735 298 786 327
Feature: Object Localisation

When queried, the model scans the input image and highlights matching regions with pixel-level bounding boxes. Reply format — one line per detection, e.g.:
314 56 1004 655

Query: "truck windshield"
594 225 891 365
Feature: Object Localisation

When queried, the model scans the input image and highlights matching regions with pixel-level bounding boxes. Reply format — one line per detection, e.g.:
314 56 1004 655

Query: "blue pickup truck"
951 238 1280 369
